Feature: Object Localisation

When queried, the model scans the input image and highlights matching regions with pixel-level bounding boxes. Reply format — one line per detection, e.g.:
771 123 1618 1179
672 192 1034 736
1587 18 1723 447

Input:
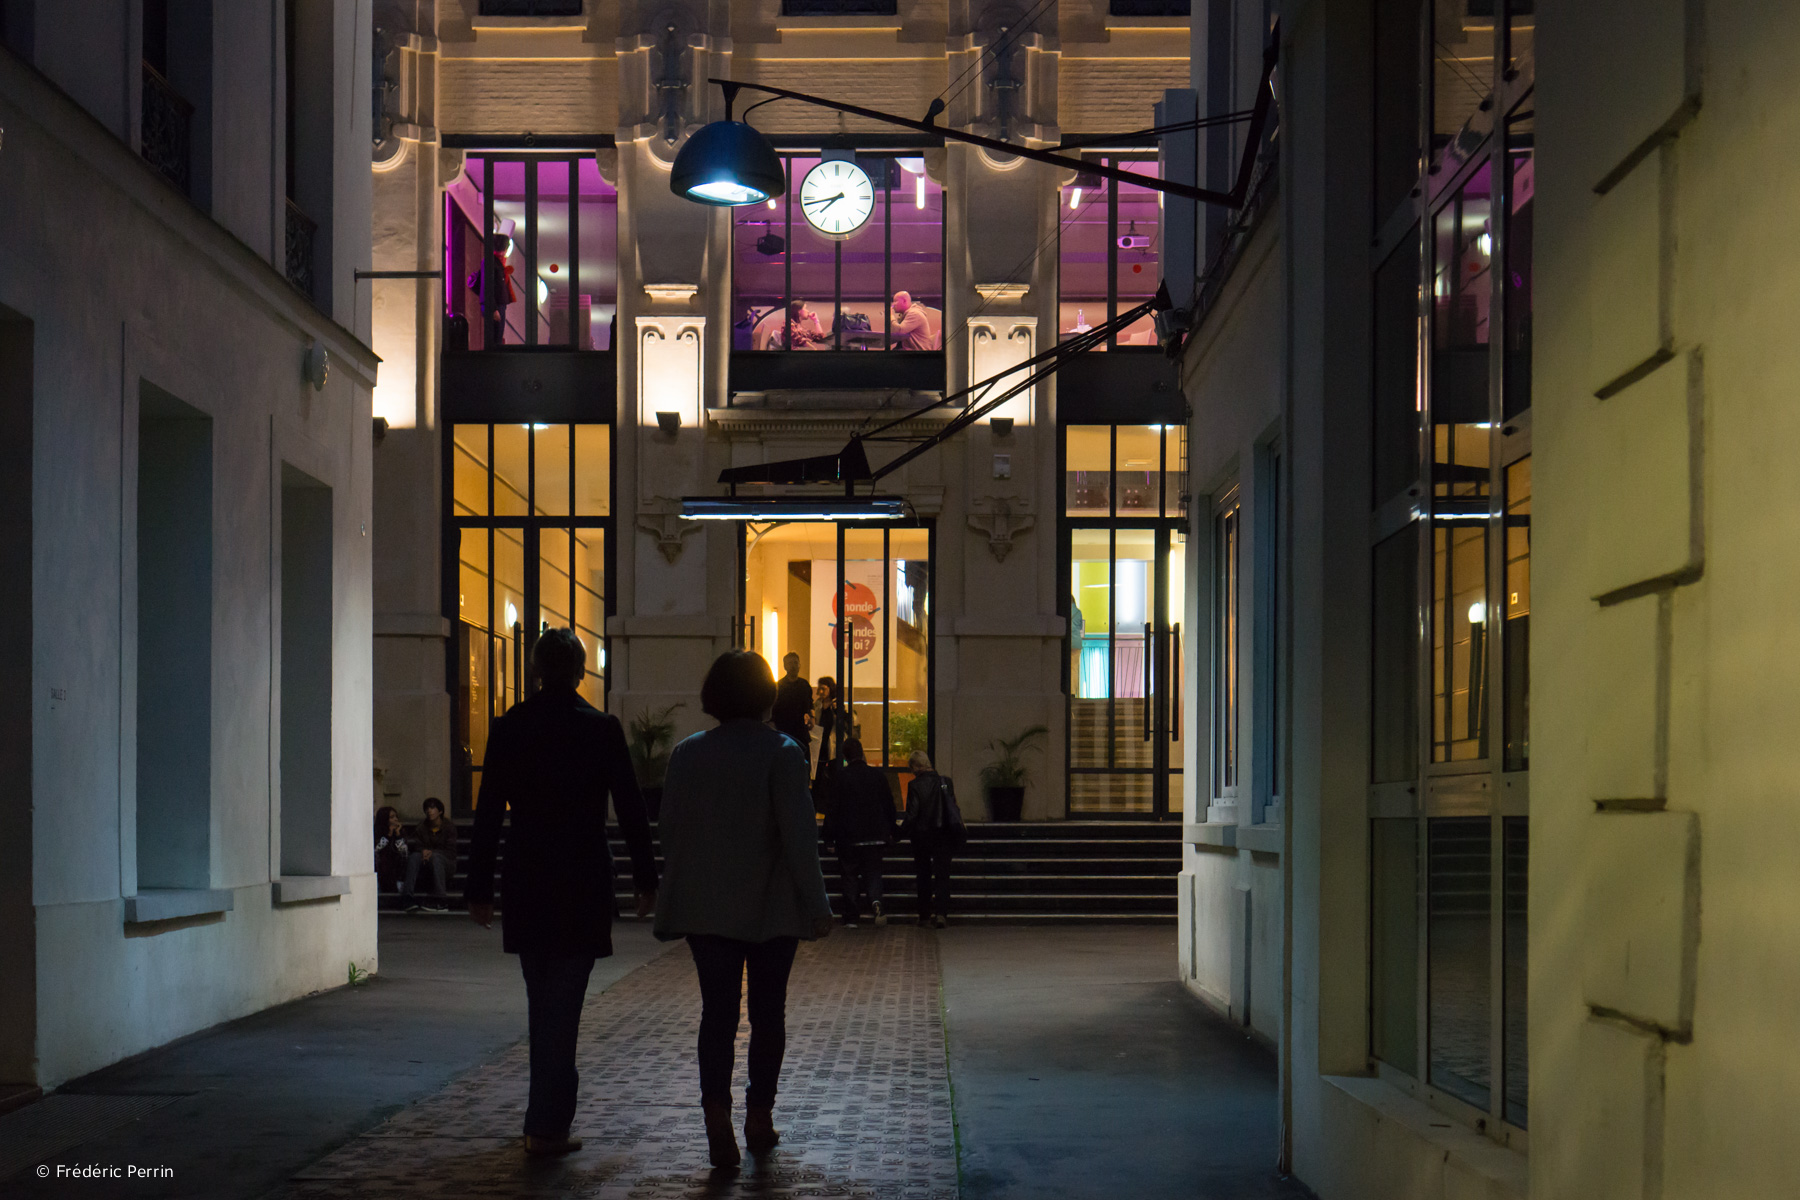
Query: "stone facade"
369 0 1190 823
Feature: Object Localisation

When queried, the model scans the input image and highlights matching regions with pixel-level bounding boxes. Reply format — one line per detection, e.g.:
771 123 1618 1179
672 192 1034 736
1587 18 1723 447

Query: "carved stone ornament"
968 495 1035 562
637 499 703 564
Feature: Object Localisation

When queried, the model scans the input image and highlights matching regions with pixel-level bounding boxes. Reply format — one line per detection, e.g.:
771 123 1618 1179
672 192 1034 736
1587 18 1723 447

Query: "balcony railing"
140 62 193 195
285 199 318 299
476 0 583 14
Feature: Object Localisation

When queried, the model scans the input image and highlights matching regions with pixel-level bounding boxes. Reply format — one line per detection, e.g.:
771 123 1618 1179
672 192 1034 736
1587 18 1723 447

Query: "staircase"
380 818 1180 924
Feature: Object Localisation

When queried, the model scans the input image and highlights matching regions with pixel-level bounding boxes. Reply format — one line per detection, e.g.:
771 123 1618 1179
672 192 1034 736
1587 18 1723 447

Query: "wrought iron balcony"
285 200 318 299
140 62 193 195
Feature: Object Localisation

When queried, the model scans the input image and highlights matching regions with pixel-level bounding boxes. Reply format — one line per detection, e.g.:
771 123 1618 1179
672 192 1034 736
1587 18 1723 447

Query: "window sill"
1323 1075 1527 1199
124 888 234 924
273 875 351 905
775 15 903 32
1237 824 1282 854
1183 821 1235 849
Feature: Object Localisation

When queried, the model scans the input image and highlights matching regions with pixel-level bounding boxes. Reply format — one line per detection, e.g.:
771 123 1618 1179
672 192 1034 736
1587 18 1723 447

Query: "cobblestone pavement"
268 927 957 1200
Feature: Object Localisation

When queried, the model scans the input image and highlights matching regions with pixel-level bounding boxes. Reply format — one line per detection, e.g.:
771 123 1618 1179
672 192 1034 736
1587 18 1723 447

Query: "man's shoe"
523 1134 582 1157
702 1100 741 1169
872 902 887 927
404 902 422 914
744 1103 780 1154
932 915 947 929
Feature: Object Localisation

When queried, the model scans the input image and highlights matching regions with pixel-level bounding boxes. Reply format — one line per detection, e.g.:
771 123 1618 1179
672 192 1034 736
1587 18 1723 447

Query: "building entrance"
449 422 611 814
740 521 932 772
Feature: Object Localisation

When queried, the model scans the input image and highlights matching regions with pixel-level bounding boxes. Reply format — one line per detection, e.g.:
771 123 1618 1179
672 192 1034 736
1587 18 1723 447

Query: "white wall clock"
798 159 876 238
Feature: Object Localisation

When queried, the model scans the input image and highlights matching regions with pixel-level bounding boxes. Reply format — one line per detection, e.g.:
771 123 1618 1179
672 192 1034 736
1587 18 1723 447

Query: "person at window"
899 751 964 927
478 233 517 347
464 628 658 1159
654 650 834 1169
890 291 942 351
825 738 897 928
403 798 457 912
374 806 408 894
770 652 814 768
787 300 828 350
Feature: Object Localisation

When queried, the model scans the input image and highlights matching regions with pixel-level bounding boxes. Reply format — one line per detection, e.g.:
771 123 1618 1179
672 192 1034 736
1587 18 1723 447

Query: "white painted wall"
0 3 377 1089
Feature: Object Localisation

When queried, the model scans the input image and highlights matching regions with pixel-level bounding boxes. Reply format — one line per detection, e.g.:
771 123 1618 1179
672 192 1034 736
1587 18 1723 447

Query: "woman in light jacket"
655 651 835 1170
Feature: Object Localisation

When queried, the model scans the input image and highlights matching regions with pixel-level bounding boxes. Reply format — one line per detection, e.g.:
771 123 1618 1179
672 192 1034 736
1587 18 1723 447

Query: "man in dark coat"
825 738 897 927
770 652 814 766
465 628 658 1157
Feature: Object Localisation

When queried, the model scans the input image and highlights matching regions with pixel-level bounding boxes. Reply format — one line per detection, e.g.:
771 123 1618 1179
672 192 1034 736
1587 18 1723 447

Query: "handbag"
934 777 968 848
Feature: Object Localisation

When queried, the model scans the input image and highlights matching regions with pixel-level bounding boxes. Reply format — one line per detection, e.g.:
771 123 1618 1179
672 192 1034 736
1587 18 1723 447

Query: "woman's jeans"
687 934 800 1108
913 843 953 919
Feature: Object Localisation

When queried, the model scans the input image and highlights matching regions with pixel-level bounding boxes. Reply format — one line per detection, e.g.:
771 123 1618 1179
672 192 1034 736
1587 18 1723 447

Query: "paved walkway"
3 919 1304 1199
274 927 956 1200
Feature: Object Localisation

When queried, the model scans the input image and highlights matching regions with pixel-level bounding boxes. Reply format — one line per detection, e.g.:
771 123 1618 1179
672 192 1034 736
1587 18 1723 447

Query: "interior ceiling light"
670 119 786 206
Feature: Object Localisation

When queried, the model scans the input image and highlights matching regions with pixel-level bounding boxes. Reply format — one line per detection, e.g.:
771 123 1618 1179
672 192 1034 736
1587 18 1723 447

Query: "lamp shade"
669 121 786 206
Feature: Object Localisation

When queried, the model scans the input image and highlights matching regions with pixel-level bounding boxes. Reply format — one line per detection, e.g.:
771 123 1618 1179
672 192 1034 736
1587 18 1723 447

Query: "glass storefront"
1064 422 1187 816
740 521 932 775
450 422 611 811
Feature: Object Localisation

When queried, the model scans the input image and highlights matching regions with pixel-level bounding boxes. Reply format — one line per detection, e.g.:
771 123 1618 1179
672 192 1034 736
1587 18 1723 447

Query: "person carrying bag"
900 751 964 927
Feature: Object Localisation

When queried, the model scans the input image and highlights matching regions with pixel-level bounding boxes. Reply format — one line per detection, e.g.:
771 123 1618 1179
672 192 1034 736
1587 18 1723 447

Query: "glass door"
740 520 933 778
1067 526 1185 815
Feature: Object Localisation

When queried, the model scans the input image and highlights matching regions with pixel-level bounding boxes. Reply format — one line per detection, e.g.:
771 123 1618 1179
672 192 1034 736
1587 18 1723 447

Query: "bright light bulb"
767 197 778 210
1069 186 1081 209
688 179 768 204
915 174 925 209
505 600 519 629
1468 601 1487 625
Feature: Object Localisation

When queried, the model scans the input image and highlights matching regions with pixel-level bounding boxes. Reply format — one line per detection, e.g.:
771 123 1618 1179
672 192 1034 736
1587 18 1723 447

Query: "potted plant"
627 702 684 819
979 724 1047 822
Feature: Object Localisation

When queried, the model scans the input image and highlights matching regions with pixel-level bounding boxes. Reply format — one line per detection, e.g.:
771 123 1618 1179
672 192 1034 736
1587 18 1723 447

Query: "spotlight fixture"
669 119 786 206
655 411 683 436
990 417 1015 438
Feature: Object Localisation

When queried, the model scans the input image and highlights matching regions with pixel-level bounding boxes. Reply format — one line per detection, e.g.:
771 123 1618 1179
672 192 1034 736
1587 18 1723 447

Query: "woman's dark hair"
374 805 398 839
422 797 445 817
787 300 806 320
816 675 839 698
701 651 779 721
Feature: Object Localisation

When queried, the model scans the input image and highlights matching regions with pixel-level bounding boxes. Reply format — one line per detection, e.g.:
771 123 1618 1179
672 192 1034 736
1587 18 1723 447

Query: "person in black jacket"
899 751 962 928
464 628 659 1158
769 653 814 767
826 738 897 927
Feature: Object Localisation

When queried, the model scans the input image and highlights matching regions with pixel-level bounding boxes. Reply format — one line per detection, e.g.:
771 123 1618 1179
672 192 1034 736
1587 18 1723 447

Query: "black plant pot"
987 786 1024 822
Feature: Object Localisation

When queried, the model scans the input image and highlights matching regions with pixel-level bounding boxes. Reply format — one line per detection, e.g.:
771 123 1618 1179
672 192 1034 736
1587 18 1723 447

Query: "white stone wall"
0 3 377 1089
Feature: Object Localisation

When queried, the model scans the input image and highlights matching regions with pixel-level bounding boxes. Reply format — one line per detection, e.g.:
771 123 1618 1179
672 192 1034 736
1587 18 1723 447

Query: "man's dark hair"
783 652 800 672
422 797 445 816
701 650 778 721
841 738 866 763
532 627 586 689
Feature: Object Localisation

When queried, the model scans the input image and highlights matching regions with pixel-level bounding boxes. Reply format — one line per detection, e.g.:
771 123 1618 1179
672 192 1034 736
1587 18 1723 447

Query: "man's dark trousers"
520 952 597 1138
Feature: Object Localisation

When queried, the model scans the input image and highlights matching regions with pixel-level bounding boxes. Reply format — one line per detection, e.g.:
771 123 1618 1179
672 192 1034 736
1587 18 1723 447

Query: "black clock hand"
803 192 845 208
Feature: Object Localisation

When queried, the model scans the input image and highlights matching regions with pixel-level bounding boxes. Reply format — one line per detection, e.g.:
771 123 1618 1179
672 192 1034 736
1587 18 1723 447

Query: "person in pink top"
890 291 942 350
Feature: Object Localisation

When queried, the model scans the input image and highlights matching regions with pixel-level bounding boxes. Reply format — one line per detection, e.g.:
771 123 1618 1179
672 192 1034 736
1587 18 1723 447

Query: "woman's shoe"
702 1100 741 1169
744 1103 780 1154
932 914 947 929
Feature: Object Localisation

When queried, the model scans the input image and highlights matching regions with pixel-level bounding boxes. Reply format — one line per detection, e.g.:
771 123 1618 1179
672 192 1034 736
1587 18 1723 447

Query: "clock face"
799 160 876 238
